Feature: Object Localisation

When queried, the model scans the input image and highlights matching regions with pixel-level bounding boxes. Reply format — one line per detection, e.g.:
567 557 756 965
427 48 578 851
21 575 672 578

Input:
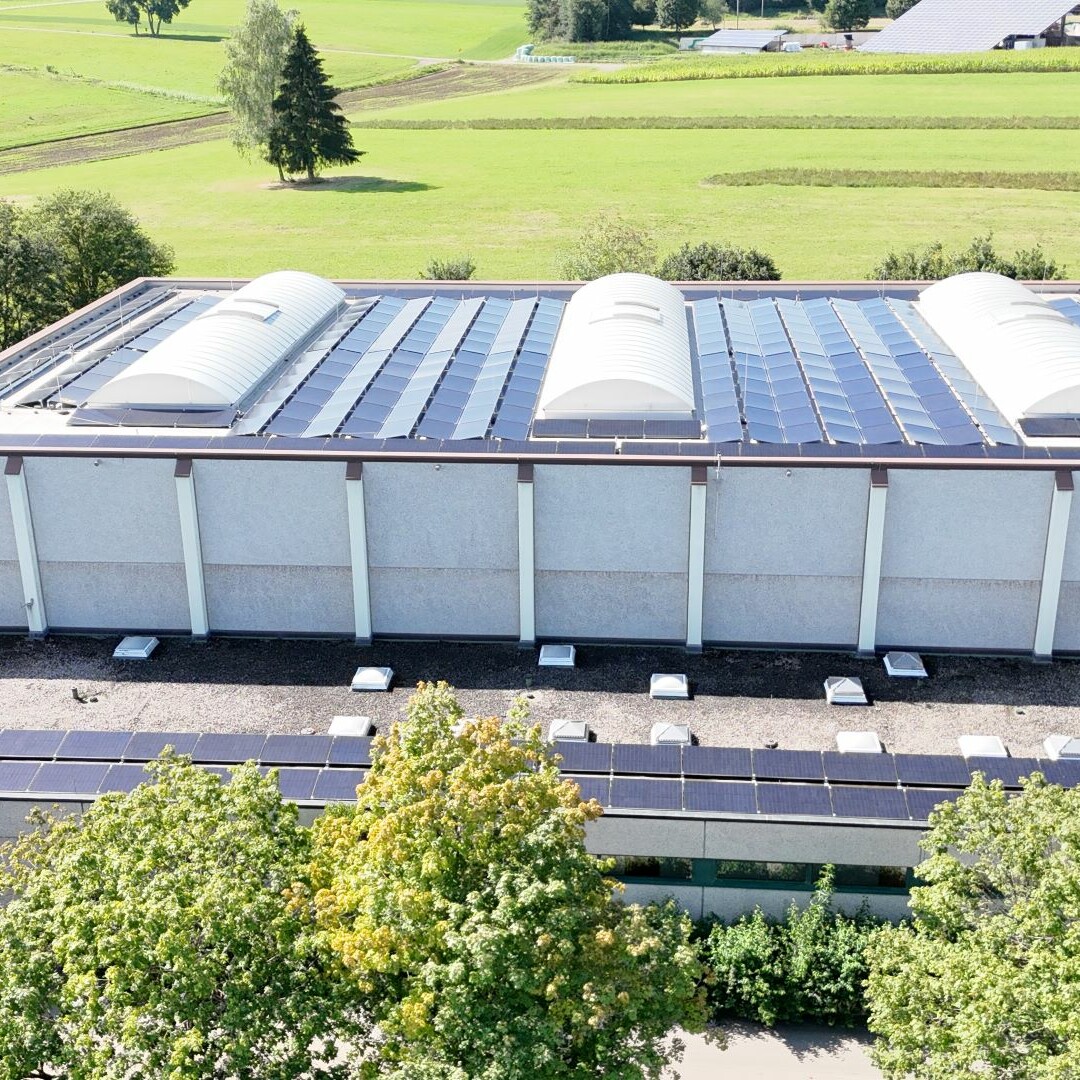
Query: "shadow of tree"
140 32 227 42
270 175 435 193
721 1019 875 1062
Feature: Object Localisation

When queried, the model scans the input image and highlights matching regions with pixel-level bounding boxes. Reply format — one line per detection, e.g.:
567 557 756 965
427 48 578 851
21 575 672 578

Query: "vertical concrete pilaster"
1034 469 1074 660
857 468 888 656
345 460 372 644
174 458 209 638
686 465 707 653
517 463 535 647
4 455 47 635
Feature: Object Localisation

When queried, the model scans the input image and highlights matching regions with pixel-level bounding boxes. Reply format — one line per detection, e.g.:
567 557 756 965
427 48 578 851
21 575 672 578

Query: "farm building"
863 0 1078 53
697 28 788 53
2 270 1080 660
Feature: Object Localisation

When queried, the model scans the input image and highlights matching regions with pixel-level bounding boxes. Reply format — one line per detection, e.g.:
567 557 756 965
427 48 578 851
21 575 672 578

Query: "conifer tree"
266 25 360 183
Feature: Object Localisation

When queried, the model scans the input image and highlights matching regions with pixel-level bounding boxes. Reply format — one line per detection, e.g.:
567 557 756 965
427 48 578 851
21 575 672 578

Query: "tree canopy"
655 0 702 32
267 25 361 182
526 0 635 41
0 202 63 350
104 0 191 36
301 681 705 1079
869 233 1065 281
659 241 781 281
820 0 871 31
866 774 1080 1079
219 0 299 177
559 209 658 279
0 754 366 1079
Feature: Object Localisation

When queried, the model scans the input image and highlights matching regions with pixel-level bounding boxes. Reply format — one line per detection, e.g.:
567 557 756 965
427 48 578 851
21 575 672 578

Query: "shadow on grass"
142 33 227 42
267 175 435 193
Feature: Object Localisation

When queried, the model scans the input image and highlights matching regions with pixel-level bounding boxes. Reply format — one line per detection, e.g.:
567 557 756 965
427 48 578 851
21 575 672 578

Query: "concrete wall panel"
0 460 17 561
0 562 24 628
703 819 924 867
369 567 519 637
204 564 354 634
41 561 189 631
1053 581 1080 652
587 816 706 859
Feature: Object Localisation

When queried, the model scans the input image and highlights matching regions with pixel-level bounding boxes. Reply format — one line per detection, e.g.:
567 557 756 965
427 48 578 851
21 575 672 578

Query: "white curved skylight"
918 273 1080 423
86 270 345 411
537 273 695 419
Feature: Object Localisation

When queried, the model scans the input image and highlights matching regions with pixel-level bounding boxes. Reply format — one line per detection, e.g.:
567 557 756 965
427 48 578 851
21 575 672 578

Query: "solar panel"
832 299 983 446
269 767 321 801
612 744 682 776
1037 758 1080 788
565 774 610 804
609 778 683 811
684 780 757 814
0 761 40 791
328 736 375 767
1048 296 1080 328
756 782 833 816
533 419 587 438
260 735 333 766
905 787 962 820
122 732 200 760
822 751 898 785
777 298 902 445
98 763 148 794
966 756 1041 788
56 730 134 761
681 746 752 779
752 749 825 782
191 733 266 764
894 754 972 787
830 785 909 820
642 419 703 440
690 298 744 443
29 762 110 794
312 768 367 801
0 729 65 759
553 741 612 774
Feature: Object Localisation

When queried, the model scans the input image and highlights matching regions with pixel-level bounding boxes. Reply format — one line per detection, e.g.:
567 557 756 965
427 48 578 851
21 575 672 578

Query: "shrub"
420 255 477 280
884 0 917 17
820 0 871 30
559 209 657 279
869 233 1066 281
702 866 880 1027
659 240 781 280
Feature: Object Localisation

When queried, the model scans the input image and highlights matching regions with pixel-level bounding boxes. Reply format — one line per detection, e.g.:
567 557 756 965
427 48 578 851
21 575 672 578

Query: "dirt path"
0 65 563 176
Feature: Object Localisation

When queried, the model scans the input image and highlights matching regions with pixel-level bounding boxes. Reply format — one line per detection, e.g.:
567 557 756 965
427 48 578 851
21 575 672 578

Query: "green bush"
659 241 781 280
869 233 1066 281
420 255 477 280
702 866 880 1027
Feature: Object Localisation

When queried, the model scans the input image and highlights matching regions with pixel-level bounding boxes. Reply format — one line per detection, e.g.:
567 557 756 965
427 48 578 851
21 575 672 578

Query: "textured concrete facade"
704 468 868 646
1053 470 1080 651
0 459 24 630
534 465 690 641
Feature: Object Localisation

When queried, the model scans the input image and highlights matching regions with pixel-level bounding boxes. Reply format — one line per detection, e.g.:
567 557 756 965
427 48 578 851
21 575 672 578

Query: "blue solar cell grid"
0 729 65 759
493 297 564 441
270 767 321 801
721 299 821 444
756 782 832 816
328 736 374 767
191 733 266 764
965 756 1041 788
99 763 149 794
752 749 824 782
0 761 42 791
30 762 110 794
831 785 909 820
905 787 962 821
894 754 972 787
1048 295 1080 328
612 744 682 776
566 774 610 804
312 768 367 801
684 780 757 814
261 735 333 766
610 778 683 811
776 298 902 445
57 730 134 761
822 751 898 785
690 298 743 443
554 741 613 774
1038 759 1080 788
832 298 983 446
123 732 200 760
682 746 753 779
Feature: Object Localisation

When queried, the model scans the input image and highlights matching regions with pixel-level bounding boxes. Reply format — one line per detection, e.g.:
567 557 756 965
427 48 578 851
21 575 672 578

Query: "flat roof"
3 276 1080 468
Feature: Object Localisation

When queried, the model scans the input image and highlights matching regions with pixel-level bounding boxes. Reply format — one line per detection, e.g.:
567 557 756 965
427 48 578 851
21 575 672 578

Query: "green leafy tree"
659 240 781 281
267 25 361 182
632 0 657 26
104 0 191 36
560 208 657 279
26 189 174 311
655 0 702 31
563 0 609 41
0 201 64 350
820 0 871 30
0 754 367 1079
219 0 298 180
869 233 1065 281
867 774 1080 1079
526 0 563 37
884 0 918 18
700 0 729 28
302 681 705 1079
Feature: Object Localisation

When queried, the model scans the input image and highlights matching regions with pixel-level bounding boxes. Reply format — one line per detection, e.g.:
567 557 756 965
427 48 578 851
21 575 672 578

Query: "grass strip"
353 114 1080 131
702 168 1080 190
576 49 1080 83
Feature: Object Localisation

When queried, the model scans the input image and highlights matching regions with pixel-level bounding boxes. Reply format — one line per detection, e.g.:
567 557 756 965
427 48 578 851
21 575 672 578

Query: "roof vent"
650 673 689 699
539 643 576 668
824 677 868 705
537 274 695 420
883 650 927 678
958 734 1008 758
835 730 882 753
650 721 691 745
351 666 393 692
112 635 159 660
550 718 590 742
328 715 374 736
1043 734 1080 761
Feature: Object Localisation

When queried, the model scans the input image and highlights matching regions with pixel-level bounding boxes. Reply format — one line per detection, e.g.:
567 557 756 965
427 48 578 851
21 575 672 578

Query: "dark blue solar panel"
690 298 744 443
0 761 41 791
533 419 587 438
822 751 898 785
833 299 983 447
57 730 134 761
965 756 1041 789
643 419 703 440
191 733 266 764
200 766 233 783
312 768 367 801
894 754 972 787
1038 758 1080 788
684 780 757 813
1048 295 1080 327
777 298 902 445
260 735 333 766
682 746 753 779
29 762 110 794
723 298 822 444
905 787 962 820
490 295 563 440
756 782 833 816
328 736 374 767
553 741 612 774
0 729 64 759
566 774 610 804
268 767 320 800
123 732 200 760
612 744 682 776
831 785 909 820
752 749 824 782
98 763 148 794
610 778 682 811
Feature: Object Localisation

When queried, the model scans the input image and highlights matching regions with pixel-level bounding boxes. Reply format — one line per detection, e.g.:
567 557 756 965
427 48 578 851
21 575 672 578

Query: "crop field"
0 0 1079 282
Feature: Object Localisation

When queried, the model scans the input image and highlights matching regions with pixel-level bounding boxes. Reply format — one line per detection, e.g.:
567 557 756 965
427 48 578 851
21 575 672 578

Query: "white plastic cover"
87 271 344 411
917 273 1080 423
537 274 695 419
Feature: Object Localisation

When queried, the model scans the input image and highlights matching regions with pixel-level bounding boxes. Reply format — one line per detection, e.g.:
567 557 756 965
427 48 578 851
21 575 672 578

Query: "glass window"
832 865 909 890
715 860 810 883
603 856 693 881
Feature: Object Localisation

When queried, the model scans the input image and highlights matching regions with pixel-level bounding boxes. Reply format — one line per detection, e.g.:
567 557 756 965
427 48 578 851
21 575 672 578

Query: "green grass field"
1 0 1078 282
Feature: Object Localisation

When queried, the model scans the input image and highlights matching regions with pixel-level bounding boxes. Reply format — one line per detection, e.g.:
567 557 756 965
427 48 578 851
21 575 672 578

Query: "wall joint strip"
4 455 47 635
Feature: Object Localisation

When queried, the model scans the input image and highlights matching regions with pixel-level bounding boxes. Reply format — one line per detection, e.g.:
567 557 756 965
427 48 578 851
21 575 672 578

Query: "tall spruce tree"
266 25 360 183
